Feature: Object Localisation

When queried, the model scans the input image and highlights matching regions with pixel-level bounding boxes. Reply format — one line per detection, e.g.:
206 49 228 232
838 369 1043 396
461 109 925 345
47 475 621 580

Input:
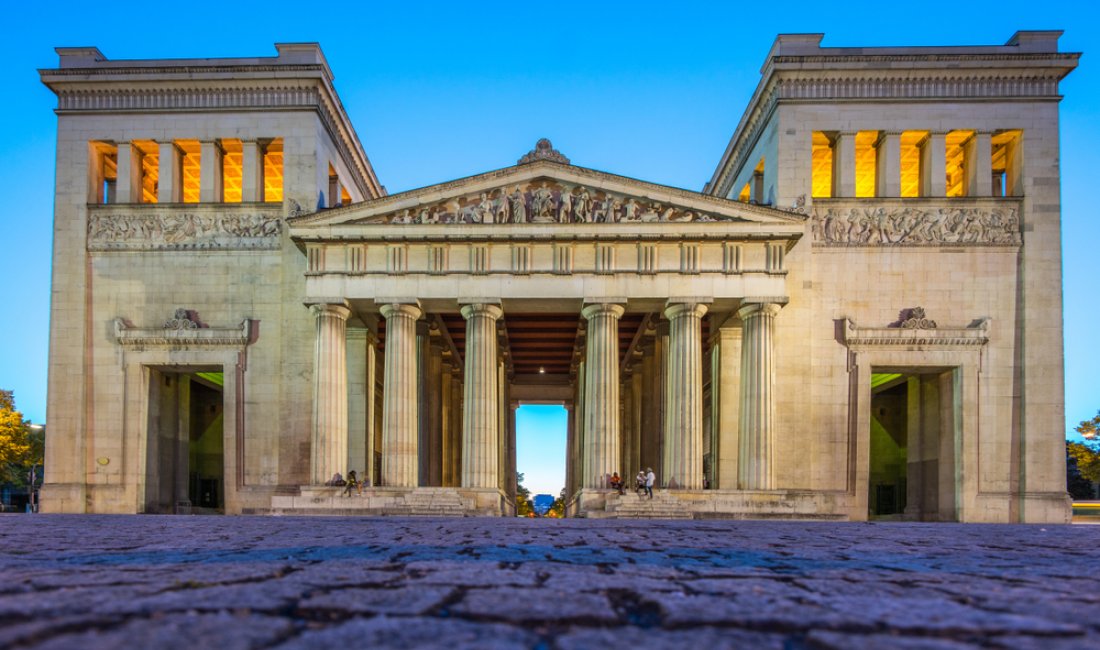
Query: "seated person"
327 472 345 487
343 470 361 496
609 472 625 494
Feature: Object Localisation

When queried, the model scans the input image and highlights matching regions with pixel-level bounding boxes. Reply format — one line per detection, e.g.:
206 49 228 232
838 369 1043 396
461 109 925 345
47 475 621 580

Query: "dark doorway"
145 369 225 513
869 370 957 521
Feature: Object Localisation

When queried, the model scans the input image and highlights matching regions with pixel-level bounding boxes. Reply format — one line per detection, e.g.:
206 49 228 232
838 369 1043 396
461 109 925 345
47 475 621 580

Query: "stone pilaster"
582 303 624 488
663 302 708 489
380 302 422 487
737 302 781 490
461 303 503 488
310 302 351 485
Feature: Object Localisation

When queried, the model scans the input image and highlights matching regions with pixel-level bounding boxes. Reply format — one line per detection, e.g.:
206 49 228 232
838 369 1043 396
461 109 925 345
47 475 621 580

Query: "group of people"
609 468 656 499
325 471 363 497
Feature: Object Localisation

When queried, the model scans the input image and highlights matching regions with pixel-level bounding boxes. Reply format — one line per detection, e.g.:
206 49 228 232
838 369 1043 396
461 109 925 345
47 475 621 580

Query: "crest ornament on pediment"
164 308 203 330
891 307 937 330
518 138 570 165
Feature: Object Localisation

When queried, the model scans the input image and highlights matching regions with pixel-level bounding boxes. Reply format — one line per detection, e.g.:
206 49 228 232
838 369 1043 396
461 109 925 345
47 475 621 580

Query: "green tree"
1076 411 1100 441
547 487 567 518
0 390 34 484
516 472 534 516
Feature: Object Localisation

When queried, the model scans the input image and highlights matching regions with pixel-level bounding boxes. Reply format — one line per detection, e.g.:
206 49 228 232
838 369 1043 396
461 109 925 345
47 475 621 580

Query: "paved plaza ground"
1 516 1098 649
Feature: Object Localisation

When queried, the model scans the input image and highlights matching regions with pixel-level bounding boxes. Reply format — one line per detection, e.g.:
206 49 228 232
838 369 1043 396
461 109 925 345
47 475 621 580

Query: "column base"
262 486 507 517
571 487 853 520
37 483 87 513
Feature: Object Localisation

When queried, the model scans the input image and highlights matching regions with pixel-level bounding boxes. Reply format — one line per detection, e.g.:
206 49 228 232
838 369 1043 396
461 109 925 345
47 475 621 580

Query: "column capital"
380 302 423 320
460 303 503 321
581 303 625 320
309 302 351 321
737 302 782 321
663 302 709 320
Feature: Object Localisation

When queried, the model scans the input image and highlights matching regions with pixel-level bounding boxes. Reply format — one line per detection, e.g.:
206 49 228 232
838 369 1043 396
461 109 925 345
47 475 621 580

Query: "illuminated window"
945 130 973 197
263 138 283 202
341 185 352 205
132 140 159 204
811 131 832 198
88 141 118 204
992 130 1022 197
221 139 243 202
178 140 201 203
899 131 925 197
328 163 340 208
737 182 750 202
854 131 877 198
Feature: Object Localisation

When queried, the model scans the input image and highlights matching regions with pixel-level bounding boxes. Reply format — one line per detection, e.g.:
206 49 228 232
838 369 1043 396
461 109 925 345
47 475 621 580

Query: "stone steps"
598 492 696 520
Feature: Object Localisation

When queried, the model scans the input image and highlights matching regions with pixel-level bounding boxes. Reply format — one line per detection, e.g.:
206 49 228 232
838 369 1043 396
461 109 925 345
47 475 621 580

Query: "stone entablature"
809 198 1021 247
87 204 282 251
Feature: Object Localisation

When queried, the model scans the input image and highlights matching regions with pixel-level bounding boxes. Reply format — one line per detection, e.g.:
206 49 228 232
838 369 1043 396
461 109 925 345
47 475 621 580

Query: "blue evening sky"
1 1 1096 497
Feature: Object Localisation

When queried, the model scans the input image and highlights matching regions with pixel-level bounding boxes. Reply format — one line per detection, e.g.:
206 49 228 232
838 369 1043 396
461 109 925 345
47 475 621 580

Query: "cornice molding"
115 314 257 349
842 316 990 351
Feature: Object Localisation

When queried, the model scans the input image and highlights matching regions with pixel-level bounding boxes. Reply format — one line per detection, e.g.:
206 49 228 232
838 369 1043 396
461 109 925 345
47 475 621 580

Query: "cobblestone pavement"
1 516 1099 649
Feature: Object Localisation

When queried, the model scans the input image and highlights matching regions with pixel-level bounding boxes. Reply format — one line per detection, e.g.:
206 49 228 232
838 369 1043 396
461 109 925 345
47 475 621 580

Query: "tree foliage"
516 472 534 517
1076 411 1100 441
0 390 35 484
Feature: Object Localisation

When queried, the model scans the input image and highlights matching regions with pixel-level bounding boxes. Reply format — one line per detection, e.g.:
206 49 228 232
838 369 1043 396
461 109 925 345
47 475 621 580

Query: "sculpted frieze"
810 205 1020 246
385 179 722 225
88 211 282 250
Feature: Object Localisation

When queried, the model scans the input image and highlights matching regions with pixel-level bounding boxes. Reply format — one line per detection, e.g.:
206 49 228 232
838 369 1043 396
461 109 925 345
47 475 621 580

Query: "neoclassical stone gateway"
38 32 1077 521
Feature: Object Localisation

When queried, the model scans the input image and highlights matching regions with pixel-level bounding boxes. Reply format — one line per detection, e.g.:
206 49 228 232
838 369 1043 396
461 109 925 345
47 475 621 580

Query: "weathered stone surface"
1 516 1097 649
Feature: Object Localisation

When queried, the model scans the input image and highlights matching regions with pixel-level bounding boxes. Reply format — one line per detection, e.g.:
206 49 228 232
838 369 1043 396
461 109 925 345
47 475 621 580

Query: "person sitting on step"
343 470 361 497
609 472 625 495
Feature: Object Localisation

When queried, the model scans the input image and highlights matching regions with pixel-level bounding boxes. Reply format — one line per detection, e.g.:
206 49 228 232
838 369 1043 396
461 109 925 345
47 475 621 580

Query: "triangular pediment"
289 159 805 230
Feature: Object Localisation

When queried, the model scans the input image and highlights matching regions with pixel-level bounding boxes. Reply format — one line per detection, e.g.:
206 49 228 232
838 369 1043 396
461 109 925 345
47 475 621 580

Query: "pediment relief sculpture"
381 179 730 226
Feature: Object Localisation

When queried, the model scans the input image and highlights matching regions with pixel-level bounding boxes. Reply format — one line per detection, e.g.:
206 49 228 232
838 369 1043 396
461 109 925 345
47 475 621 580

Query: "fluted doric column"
380 302 422 487
310 303 351 485
461 303 503 488
582 303 624 488
663 302 708 489
738 302 782 490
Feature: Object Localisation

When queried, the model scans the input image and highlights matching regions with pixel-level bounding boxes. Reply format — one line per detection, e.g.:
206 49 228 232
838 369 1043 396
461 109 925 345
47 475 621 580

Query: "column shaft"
582 303 624 488
921 132 947 197
833 132 857 198
241 139 264 202
310 303 351 485
157 140 182 203
380 303 422 487
967 131 993 197
715 326 742 489
461 304 503 488
663 303 708 489
875 132 901 197
738 302 781 490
